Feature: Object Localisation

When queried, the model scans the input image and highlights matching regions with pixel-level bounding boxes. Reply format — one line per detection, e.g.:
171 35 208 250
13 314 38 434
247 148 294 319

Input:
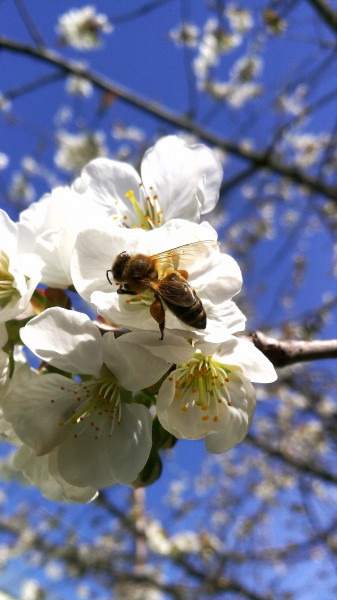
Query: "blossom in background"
112 122 145 142
225 4 254 33
55 130 107 173
0 210 40 323
71 219 245 341
193 18 242 82
285 132 329 168
56 6 113 50
169 22 199 47
73 135 223 227
0 152 9 170
3 308 172 499
66 75 93 97
276 84 308 116
203 55 263 108
204 80 262 108
152 335 277 452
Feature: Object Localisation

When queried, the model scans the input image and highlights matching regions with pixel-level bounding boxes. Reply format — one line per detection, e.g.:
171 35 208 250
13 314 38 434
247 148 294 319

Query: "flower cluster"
56 6 113 50
0 135 276 503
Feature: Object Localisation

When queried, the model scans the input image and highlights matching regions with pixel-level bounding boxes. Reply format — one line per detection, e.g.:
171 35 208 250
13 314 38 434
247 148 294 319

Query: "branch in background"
306 0 337 34
249 331 337 367
247 433 337 485
12 0 45 47
0 35 336 201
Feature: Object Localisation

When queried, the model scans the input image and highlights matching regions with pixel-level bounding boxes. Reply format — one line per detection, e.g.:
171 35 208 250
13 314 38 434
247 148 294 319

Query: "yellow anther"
202 415 209 421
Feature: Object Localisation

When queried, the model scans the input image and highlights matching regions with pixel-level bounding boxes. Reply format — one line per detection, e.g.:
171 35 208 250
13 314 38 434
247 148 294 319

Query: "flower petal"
56 402 152 487
0 209 18 255
3 373 78 455
156 374 231 440
14 445 97 503
118 331 194 364
73 158 146 226
141 136 222 222
205 373 256 453
102 332 171 390
214 336 277 383
20 307 103 375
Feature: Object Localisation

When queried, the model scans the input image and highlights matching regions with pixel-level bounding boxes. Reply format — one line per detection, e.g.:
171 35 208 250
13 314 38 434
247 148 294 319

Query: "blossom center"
55 371 131 441
125 185 163 230
170 351 232 423
0 250 20 308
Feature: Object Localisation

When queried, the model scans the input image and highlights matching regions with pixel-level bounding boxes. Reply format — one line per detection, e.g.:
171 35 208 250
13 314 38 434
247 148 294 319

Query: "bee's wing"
152 240 218 270
156 279 197 307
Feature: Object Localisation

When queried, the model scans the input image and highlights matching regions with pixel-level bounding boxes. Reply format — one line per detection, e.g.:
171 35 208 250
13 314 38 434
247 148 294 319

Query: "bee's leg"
177 269 189 280
117 285 137 295
150 296 165 340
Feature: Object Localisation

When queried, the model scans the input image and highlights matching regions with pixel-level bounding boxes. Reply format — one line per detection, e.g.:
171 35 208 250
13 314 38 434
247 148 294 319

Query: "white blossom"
66 75 93 97
18 175 122 288
225 4 254 33
10 172 35 204
193 18 242 81
169 23 199 47
3 308 171 498
0 210 41 323
0 93 11 112
73 135 223 227
55 130 108 173
286 132 329 167
150 336 277 452
56 6 113 50
277 84 308 116
112 123 145 142
0 152 9 170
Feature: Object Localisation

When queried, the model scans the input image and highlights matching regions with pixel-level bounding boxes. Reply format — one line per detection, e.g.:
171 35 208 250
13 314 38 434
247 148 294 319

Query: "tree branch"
248 331 337 367
306 0 337 34
247 433 337 485
0 35 336 200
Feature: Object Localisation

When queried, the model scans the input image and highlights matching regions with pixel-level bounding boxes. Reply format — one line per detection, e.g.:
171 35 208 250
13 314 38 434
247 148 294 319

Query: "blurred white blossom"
66 75 93 97
55 130 107 172
169 22 199 47
56 6 113 50
225 4 254 32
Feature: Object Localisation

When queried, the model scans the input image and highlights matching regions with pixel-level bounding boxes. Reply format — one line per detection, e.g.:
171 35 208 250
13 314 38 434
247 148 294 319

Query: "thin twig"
0 35 336 201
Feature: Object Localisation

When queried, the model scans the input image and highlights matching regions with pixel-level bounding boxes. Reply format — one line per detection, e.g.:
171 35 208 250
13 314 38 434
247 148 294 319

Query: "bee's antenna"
106 269 114 285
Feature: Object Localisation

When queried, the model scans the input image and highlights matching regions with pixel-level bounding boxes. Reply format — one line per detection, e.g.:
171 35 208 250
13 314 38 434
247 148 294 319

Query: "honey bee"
106 241 218 339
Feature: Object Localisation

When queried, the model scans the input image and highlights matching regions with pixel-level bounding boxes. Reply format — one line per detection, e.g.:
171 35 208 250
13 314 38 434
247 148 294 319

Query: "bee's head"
111 251 130 283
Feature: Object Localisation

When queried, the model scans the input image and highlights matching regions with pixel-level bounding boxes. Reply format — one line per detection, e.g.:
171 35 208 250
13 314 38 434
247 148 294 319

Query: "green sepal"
132 449 162 488
152 416 177 450
5 317 32 346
